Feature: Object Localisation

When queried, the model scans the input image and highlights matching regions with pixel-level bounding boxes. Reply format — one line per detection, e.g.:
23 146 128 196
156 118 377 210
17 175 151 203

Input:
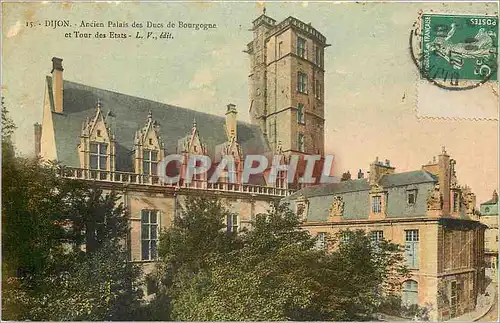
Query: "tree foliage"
2 127 144 320
153 199 410 321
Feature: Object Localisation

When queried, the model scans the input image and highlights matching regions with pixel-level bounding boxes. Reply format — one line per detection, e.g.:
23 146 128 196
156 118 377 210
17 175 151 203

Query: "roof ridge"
51 77 259 128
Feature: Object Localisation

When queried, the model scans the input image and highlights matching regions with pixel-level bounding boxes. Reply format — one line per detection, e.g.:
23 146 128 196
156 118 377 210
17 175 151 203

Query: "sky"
2 1 498 202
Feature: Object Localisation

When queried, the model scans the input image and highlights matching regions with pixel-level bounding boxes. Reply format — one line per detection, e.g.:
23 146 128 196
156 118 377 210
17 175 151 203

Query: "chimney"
225 103 237 140
51 57 64 113
493 190 498 203
369 157 395 186
34 123 42 157
357 169 364 179
341 171 351 181
438 146 451 215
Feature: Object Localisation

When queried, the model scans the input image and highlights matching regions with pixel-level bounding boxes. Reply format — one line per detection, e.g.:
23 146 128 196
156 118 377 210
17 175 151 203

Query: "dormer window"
296 203 305 218
143 149 158 175
90 142 108 170
372 195 382 213
78 100 116 175
295 198 308 221
407 189 417 205
149 138 153 145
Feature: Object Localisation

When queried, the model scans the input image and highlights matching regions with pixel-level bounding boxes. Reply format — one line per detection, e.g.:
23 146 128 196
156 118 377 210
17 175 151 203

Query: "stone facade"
479 190 499 280
284 150 486 321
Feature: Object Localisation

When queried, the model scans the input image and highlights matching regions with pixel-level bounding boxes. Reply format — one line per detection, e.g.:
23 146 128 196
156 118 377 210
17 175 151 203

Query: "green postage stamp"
420 14 498 84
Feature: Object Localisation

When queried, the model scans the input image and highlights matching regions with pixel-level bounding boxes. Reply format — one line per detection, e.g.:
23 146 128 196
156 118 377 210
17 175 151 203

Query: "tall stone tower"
245 11 328 157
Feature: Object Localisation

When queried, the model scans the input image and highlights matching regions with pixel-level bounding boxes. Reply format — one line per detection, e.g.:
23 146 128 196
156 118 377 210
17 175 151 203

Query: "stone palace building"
34 11 487 321
284 148 487 321
35 11 327 288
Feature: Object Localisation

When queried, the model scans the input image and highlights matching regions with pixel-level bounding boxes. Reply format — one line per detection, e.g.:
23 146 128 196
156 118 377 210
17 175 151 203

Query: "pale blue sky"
2 1 498 202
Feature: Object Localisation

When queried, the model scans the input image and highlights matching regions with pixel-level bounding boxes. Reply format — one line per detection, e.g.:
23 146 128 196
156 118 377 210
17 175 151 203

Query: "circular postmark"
409 11 498 91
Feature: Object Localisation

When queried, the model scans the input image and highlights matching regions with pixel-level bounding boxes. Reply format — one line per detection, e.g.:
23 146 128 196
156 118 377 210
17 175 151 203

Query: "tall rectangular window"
89 142 108 170
227 214 238 233
315 46 323 67
297 103 305 124
297 72 307 93
298 133 305 152
315 80 321 99
141 210 158 260
371 230 384 244
143 149 159 175
372 196 382 213
278 41 283 58
316 232 326 250
405 230 419 269
297 37 306 58
340 231 350 244
450 281 458 317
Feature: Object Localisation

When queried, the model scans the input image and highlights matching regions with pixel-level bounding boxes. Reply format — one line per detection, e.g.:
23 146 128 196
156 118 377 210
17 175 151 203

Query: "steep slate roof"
49 77 270 171
481 198 499 206
284 179 370 200
284 170 437 201
283 170 439 222
378 170 437 187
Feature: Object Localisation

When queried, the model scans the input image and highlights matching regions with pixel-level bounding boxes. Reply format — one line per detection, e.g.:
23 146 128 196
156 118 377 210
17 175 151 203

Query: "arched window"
402 280 418 306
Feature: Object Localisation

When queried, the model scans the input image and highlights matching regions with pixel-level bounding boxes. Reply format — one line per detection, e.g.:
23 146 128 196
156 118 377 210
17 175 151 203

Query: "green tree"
156 201 409 321
151 196 242 320
169 202 322 321
2 149 144 320
1 97 16 158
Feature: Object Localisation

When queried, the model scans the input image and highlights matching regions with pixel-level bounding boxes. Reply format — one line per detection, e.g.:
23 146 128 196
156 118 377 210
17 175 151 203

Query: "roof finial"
263 6 266 15
193 117 197 128
148 110 152 121
96 98 102 110
442 146 447 155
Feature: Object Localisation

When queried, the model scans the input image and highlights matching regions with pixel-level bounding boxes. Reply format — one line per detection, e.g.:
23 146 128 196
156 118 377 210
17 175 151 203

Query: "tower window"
297 72 308 94
298 133 305 152
315 46 323 67
278 41 283 58
297 36 306 58
89 142 108 170
315 80 322 99
297 103 305 124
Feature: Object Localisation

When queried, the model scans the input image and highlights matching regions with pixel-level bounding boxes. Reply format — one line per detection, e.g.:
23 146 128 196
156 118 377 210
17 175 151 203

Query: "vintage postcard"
1 1 498 322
